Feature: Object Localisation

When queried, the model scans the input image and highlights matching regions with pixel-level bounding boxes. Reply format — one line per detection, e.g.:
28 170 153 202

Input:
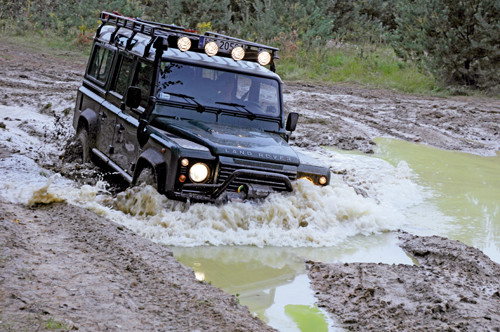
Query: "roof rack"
96 11 279 69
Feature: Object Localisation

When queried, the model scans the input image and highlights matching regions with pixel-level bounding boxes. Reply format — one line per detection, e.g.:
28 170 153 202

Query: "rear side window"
133 61 153 108
88 45 113 83
114 55 134 96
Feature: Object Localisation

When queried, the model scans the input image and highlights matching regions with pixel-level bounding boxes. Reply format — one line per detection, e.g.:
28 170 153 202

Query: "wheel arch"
133 148 167 194
76 108 99 148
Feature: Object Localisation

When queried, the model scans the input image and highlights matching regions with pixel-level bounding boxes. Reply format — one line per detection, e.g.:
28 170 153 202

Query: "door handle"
117 123 125 132
99 111 107 119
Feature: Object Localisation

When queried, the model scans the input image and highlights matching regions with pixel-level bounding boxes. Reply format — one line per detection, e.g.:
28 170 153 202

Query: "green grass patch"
277 44 438 94
0 23 90 61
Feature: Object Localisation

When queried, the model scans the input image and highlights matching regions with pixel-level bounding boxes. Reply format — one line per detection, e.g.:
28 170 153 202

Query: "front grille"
217 162 296 192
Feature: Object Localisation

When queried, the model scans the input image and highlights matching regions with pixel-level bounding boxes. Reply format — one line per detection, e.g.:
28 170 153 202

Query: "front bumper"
171 169 293 203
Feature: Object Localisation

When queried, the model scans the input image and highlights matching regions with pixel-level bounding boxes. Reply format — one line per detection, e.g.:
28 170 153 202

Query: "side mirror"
126 86 142 109
286 112 299 132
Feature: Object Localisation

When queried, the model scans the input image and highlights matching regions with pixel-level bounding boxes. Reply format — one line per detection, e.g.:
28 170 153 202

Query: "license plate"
200 37 241 54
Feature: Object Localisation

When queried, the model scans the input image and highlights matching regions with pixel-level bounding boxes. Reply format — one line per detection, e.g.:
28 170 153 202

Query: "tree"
392 0 500 91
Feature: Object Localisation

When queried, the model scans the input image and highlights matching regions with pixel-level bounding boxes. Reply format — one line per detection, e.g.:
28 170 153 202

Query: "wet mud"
1 37 500 331
284 82 500 156
307 232 500 331
0 201 274 331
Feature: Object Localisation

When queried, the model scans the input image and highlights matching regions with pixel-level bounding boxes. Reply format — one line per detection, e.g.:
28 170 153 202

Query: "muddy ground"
1 37 500 331
308 232 500 331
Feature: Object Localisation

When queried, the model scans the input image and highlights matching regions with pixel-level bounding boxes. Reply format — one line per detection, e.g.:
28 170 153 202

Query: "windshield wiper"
162 92 205 112
215 102 256 120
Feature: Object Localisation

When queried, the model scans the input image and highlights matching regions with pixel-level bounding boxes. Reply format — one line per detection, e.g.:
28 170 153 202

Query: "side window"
88 45 114 83
133 61 153 108
113 55 134 96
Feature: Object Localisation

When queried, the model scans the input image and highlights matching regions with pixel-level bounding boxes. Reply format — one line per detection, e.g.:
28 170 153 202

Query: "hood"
152 118 300 165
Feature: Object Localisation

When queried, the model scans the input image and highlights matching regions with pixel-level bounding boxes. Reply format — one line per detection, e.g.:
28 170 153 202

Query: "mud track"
308 233 500 331
1 37 500 331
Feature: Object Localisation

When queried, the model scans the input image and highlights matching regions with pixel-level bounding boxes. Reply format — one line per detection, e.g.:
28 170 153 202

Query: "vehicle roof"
96 25 281 81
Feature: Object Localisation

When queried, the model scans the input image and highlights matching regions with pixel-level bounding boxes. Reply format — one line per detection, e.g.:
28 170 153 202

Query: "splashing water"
0 105 434 249
0 150 423 248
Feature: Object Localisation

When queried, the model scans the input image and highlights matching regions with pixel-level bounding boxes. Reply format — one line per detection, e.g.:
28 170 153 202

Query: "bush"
392 0 500 91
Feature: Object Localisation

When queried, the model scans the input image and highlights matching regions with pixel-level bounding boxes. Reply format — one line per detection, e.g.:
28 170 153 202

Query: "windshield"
157 62 281 117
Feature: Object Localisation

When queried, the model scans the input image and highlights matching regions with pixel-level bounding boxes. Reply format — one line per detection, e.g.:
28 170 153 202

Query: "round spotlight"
204 41 218 57
181 158 189 167
257 51 272 66
189 163 210 183
177 37 191 52
319 176 328 185
300 176 314 184
231 46 245 61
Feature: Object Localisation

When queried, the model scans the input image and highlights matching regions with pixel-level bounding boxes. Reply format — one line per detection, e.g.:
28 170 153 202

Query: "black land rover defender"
73 11 330 203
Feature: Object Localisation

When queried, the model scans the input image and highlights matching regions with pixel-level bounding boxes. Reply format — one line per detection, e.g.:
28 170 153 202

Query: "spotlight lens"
181 158 189 167
257 51 271 66
231 46 245 61
189 163 210 183
299 176 314 184
204 41 218 57
177 37 191 52
319 176 327 185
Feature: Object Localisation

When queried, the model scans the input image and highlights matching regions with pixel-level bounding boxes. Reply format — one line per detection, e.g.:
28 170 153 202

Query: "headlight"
189 163 210 183
299 176 314 184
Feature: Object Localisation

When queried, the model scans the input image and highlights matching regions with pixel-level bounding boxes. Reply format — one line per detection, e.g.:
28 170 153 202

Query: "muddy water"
372 137 500 261
172 139 500 331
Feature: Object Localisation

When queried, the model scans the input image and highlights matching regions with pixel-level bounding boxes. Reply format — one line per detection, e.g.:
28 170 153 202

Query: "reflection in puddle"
173 233 412 331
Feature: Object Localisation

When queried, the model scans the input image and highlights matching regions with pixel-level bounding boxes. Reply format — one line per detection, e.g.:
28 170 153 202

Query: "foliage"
392 0 500 91
0 0 498 93
278 43 436 94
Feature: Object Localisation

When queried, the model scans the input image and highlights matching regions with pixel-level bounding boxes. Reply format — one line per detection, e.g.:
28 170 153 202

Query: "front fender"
133 148 167 193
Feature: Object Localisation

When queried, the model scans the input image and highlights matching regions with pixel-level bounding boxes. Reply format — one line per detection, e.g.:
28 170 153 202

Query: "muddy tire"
77 129 91 163
136 166 157 190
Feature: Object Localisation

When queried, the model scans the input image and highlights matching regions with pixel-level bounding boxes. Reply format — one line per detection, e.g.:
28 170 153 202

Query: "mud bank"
284 82 500 156
0 201 275 331
307 232 500 331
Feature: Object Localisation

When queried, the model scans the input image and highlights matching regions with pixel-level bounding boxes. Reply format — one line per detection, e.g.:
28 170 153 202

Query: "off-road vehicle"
73 11 330 203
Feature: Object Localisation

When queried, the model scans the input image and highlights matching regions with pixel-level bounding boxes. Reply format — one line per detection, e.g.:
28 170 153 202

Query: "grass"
3 25 491 97
0 26 90 62
277 44 438 94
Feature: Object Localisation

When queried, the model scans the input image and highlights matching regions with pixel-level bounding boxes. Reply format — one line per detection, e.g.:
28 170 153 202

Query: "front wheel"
136 166 158 190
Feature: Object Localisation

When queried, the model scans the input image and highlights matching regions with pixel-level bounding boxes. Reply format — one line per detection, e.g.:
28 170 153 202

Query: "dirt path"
1 36 500 331
0 201 274 331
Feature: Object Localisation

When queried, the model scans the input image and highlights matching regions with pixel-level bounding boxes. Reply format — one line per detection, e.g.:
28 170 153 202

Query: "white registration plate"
201 37 242 54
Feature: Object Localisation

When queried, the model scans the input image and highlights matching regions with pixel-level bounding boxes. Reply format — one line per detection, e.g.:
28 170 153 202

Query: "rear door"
81 42 116 154
111 56 154 175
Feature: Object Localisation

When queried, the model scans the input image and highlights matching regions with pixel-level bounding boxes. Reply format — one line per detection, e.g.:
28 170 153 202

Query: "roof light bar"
98 11 279 69
177 37 191 52
258 51 272 66
231 46 245 61
204 41 218 56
